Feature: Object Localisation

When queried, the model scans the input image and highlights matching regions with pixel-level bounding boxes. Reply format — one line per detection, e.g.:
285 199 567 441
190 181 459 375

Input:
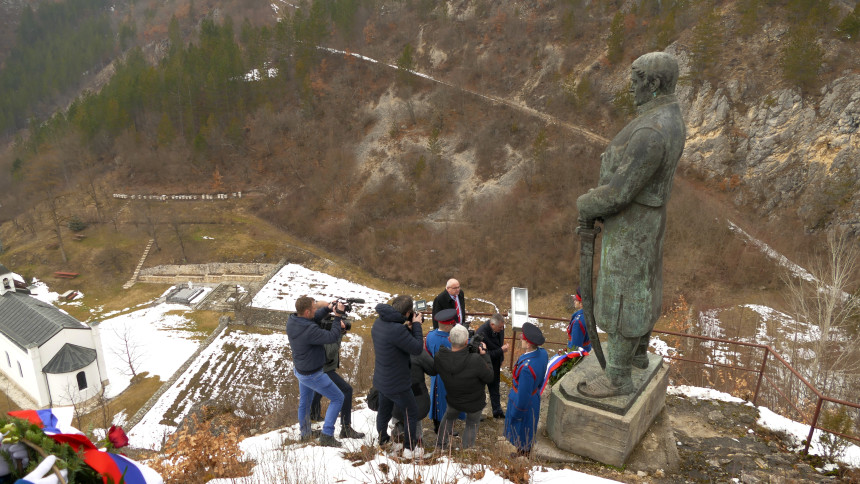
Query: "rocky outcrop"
678 73 860 234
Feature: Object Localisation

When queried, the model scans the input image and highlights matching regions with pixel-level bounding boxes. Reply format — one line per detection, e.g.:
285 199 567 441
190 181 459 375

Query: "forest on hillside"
1 0 859 299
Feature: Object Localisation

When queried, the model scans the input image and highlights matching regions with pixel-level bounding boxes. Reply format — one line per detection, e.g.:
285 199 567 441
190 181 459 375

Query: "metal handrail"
465 311 860 454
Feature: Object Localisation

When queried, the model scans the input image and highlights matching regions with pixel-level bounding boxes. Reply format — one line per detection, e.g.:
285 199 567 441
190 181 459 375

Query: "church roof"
0 291 89 350
42 343 97 374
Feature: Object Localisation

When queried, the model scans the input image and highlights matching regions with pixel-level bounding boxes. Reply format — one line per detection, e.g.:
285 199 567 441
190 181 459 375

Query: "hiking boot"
340 426 366 439
493 411 505 419
319 433 341 448
300 430 321 442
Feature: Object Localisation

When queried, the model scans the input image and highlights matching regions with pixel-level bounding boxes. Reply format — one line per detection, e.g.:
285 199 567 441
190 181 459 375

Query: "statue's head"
630 52 679 106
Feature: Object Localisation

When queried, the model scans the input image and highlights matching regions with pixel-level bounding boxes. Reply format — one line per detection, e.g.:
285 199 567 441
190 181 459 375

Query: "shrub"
818 406 854 463
67 216 87 232
780 24 824 93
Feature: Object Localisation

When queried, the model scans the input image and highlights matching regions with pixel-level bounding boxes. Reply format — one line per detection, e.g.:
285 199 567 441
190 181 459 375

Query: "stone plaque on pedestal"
546 353 668 468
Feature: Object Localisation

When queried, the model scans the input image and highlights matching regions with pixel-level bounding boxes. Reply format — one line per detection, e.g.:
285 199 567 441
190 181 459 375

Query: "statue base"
546 353 668 468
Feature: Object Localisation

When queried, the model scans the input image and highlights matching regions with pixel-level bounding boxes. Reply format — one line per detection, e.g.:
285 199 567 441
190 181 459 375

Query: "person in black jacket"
434 324 494 450
431 278 466 330
391 350 436 445
308 302 366 439
476 313 510 419
286 296 346 447
372 295 425 458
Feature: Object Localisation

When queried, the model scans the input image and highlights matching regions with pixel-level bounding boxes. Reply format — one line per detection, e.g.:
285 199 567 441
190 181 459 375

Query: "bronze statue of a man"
576 52 686 398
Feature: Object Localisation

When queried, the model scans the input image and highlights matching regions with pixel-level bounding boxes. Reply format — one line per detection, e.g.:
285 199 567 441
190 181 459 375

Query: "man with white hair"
432 278 466 330
433 324 493 451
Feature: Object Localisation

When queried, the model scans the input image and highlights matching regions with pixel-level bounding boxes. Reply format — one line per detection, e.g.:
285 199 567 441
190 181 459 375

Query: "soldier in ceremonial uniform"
505 322 548 457
426 309 462 433
576 51 686 398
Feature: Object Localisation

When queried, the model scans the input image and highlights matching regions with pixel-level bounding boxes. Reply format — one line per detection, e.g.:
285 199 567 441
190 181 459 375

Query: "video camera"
319 297 365 332
468 333 484 354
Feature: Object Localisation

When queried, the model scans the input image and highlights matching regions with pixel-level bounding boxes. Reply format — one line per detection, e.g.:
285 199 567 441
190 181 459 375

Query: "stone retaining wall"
126 316 232 439
138 263 278 284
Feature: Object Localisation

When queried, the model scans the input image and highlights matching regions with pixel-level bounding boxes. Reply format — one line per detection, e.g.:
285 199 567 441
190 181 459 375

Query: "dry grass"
78 372 162 432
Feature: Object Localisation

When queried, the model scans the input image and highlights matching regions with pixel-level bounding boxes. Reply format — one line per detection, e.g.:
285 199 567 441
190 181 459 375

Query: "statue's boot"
632 354 649 369
577 371 634 398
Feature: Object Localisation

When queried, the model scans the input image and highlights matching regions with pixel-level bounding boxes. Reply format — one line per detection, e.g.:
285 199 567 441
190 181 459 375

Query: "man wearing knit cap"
504 322 549 457
567 288 591 352
426 308 463 433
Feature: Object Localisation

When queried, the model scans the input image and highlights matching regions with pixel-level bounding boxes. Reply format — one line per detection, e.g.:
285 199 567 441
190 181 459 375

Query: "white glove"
17 455 67 484
0 442 29 476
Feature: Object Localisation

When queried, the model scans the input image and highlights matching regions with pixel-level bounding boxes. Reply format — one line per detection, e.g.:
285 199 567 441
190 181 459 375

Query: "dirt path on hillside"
318 46 610 146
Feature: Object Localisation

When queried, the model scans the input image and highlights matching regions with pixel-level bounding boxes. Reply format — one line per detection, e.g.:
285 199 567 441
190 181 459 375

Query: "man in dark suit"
475 313 509 418
431 278 466 330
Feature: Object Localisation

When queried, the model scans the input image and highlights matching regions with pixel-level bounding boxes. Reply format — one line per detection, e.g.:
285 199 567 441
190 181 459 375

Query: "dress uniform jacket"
504 347 549 451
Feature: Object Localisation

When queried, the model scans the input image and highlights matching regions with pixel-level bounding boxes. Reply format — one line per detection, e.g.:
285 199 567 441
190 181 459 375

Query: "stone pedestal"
546 353 668 468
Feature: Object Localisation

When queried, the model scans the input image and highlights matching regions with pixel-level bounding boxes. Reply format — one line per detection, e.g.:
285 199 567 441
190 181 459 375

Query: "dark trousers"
487 371 502 414
377 388 419 450
310 370 354 427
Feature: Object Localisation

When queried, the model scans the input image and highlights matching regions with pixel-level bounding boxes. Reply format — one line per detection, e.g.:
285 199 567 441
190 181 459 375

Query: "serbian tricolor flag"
541 350 587 395
9 409 163 484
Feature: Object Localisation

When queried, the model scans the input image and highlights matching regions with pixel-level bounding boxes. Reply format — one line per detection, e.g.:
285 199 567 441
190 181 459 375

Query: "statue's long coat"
577 94 685 338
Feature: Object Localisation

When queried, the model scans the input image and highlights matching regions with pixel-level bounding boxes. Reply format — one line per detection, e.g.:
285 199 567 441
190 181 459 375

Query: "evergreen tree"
690 7 723 80
607 11 625 64
781 24 824 92
837 3 860 40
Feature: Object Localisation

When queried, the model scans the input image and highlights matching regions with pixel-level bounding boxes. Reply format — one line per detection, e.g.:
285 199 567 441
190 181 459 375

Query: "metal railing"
467 311 860 454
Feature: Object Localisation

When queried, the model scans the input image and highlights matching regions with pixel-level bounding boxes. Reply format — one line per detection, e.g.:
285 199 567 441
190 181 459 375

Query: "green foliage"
547 356 584 387
780 24 824 92
68 216 88 232
562 74 593 110
690 7 723 80
785 0 833 26
397 43 416 86
837 3 860 41
607 11 625 64
11 158 25 181
654 9 677 49
737 0 760 36
0 0 114 135
427 127 442 157
612 89 636 118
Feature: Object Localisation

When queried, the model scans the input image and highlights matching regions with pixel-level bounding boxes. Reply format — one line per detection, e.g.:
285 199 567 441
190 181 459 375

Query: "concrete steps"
122 239 154 290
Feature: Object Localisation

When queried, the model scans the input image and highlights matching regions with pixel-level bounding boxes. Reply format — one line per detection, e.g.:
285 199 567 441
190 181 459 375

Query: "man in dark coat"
308 303 365 439
576 51 686 398
391 350 436 444
431 278 466 330
286 296 346 447
371 295 425 458
434 325 494 450
475 313 509 418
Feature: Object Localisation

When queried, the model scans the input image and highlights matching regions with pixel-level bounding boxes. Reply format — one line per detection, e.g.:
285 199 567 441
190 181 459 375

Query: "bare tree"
784 229 860 399
111 324 143 378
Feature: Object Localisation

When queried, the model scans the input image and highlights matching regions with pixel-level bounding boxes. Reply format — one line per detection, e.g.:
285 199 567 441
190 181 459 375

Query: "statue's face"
630 67 652 106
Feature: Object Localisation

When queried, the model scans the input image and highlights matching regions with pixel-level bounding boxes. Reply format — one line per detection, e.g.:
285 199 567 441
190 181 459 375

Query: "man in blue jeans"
372 295 426 459
287 295 346 447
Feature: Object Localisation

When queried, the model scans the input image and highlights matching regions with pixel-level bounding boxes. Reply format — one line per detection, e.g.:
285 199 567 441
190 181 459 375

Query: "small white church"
0 264 108 408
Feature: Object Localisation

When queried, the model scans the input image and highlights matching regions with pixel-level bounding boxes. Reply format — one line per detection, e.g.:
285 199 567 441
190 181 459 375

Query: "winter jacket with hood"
434 346 493 413
371 303 424 395
286 307 341 374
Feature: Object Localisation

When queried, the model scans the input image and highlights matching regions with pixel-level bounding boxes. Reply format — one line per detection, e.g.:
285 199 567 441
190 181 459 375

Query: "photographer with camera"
433 324 493 451
286 296 346 447
475 313 510 419
371 295 426 459
309 299 366 440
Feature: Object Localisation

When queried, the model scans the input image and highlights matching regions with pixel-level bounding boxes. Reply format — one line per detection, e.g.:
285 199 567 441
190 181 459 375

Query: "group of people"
370 279 551 459
288 278 591 459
